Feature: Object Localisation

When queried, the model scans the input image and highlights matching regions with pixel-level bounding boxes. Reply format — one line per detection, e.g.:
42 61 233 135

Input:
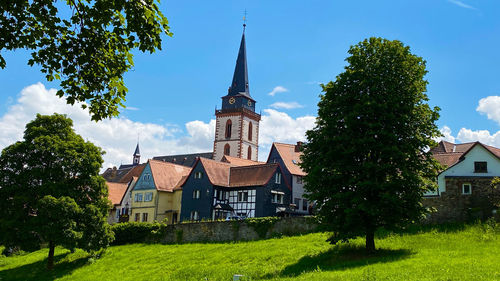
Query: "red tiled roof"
272 142 306 176
221 155 265 166
198 157 233 187
431 141 500 171
119 164 146 183
149 160 192 192
229 164 279 187
107 182 128 206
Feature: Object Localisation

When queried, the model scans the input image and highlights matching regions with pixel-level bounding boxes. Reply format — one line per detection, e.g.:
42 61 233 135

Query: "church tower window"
248 122 252 141
247 146 252 160
224 144 231 156
225 120 232 139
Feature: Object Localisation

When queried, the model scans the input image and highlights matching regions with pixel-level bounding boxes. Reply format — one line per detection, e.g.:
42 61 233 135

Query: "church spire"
228 25 250 98
133 142 140 166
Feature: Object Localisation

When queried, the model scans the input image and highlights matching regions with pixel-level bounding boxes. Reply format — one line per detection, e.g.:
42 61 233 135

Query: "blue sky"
1 0 500 168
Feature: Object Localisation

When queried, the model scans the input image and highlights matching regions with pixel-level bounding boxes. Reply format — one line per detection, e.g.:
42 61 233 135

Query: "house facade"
179 157 291 221
129 160 190 224
267 142 309 214
425 141 500 222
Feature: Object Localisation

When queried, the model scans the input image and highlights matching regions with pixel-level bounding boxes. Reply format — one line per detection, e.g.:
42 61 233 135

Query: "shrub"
111 222 163 245
245 217 281 239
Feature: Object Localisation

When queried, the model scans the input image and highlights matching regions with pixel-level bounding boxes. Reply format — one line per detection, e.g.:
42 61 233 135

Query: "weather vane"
243 9 247 30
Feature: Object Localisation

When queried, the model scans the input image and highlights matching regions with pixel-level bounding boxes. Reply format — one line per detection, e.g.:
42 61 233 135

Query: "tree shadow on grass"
266 244 413 279
0 251 88 281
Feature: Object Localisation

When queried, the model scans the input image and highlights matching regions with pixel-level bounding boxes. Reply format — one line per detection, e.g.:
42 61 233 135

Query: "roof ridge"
149 159 192 169
231 163 278 170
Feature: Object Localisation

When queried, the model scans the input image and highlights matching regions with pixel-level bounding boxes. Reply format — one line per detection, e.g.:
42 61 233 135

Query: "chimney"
295 141 303 152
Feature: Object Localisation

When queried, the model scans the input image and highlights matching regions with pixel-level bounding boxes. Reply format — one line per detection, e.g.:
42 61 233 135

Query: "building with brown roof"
179 157 291 221
267 142 310 214
425 140 500 222
129 159 191 224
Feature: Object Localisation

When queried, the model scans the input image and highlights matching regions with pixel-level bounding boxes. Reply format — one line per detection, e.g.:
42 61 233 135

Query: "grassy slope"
1 223 500 281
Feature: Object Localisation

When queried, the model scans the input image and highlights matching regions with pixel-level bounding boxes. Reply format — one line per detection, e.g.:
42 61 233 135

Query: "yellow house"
130 159 191 224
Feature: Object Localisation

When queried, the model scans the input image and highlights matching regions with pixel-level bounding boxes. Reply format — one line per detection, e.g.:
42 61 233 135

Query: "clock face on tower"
247 100 252 106
229 97 235 104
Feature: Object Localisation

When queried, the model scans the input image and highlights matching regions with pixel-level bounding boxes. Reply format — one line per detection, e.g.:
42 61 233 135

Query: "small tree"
301 38 441 252
0 114 113 269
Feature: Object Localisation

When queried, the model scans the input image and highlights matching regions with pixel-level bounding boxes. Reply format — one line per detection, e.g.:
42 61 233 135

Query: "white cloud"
269 102 304 110
258 109 316 160
438 126 456 143
0 83 215 171
477 96 500 125
268 86 288 96
447 0 477 10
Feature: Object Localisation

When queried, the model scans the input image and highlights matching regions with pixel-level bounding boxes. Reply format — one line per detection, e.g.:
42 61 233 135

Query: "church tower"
133 143 140 166
213 25 260 161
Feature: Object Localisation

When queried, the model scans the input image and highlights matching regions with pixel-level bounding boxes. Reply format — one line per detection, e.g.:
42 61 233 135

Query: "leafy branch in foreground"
0 0 172 121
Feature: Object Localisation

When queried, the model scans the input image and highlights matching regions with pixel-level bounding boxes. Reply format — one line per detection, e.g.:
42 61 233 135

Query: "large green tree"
301 38 441 252
0 113 113 269
0 0 171 121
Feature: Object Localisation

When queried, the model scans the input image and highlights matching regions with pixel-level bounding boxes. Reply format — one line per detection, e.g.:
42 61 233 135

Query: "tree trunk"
47 241 55 270
365 230 375 253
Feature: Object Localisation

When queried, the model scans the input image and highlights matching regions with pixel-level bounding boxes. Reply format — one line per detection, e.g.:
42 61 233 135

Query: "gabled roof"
149 159 192 192
118 164 146 183
107 182 128 206
221 155 265 166
269 142 306 176
152 152 213 167
229 164 279 187
198 157 234 187
431 141 500 171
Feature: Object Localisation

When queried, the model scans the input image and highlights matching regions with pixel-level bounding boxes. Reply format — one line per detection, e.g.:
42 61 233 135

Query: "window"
193 190 200 199
294 198 300 209
296 176 303 184
216 190 227 200
224 144 230 156
144 192 153 202
303 199 308 211
134 193 143 202
474 161 487 173
275 173 282 184
462 183 472 195
247 146 252 160
271 191 284 204
248 122 253 141
143 173 151 181
134 213 140 222
225 120 232 139
116 209 120 219
238 191 249 202
194 172 203 179
142 213 148 222
190 211 199 220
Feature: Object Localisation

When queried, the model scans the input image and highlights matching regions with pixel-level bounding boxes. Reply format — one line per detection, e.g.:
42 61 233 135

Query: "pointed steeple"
133 143 140 166
228 27 251 98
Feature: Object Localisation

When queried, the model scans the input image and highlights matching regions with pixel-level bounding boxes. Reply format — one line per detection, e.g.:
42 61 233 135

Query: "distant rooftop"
153 152 213 167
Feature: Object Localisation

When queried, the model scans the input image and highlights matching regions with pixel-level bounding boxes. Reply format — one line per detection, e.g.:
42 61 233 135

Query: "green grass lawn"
1 222 500 280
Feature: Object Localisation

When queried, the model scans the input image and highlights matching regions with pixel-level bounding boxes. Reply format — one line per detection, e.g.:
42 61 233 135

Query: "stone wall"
149 216 318 244
423 177 499 223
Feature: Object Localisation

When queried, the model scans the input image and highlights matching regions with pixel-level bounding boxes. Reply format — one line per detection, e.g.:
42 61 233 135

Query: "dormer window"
474 161 487 173
194 172 203 179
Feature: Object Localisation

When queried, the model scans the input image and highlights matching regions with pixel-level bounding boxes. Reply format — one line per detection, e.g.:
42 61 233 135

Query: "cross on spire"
243 9 247 31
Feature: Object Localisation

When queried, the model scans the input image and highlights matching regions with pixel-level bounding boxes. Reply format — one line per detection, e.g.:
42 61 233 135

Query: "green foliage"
245 217 281 239
301 37 442 252
111 222 158 245
2 223 500 280
0 114 113 269
0 0 171 121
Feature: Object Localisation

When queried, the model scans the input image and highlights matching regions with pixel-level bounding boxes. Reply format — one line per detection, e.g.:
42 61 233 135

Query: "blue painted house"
179 157 291 221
